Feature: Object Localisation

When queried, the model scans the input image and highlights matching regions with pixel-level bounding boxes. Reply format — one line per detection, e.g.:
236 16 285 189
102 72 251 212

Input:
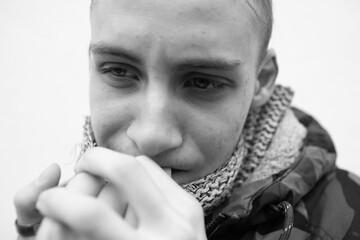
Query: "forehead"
92 0 248 21
90 0 259 63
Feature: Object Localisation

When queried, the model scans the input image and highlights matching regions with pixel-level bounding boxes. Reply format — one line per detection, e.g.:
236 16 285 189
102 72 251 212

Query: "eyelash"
183 77 227 90
101 66 139 80
99 64 229 95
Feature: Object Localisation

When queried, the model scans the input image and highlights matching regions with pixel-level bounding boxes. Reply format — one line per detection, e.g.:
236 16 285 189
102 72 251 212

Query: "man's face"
89 0 260 184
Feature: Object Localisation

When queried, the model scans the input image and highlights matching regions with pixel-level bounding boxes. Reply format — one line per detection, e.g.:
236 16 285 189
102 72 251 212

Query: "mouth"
162 168 193 183
162 168 189 178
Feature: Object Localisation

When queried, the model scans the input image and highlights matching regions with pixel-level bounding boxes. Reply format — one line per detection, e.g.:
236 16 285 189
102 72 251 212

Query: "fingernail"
163 167 172 177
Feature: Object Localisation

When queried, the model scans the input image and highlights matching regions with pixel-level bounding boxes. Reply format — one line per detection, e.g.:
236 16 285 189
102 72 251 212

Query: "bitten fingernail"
163 167 172 177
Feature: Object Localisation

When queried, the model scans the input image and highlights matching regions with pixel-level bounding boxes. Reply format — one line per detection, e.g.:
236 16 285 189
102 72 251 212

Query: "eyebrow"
175 58 243 72
90 42 242 71
89 42 143 65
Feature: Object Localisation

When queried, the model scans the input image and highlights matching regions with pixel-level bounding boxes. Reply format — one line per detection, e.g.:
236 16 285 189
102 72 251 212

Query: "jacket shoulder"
303 168 360 239
291 107 336 153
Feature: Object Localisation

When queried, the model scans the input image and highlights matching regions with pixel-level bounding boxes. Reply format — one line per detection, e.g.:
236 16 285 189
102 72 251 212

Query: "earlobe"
251 49 278 109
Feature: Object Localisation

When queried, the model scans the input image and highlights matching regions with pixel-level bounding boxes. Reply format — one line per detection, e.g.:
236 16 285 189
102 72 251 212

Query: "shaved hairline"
246 0 273 64
89 0 273 64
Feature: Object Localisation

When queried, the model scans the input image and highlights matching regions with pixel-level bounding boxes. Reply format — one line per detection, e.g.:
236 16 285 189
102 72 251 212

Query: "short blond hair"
246 0 273 63
90 0 273 63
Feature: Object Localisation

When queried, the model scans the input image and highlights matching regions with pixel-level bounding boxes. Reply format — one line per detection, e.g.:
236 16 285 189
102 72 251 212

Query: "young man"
14 0 360 239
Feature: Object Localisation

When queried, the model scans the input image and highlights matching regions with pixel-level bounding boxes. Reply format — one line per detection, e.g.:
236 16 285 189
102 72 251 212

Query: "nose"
126 87 183 158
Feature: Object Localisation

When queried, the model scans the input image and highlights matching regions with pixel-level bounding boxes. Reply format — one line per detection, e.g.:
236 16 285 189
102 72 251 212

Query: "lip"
157 163 194 172
152 152 197 171
161 166 189 173
169 169 195 185
160 167 190 179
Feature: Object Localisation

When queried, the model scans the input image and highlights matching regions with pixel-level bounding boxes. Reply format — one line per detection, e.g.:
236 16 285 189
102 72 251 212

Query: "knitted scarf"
79 85 294 215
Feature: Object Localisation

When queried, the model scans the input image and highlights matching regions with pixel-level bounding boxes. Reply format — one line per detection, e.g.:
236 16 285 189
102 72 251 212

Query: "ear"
251 49 278 109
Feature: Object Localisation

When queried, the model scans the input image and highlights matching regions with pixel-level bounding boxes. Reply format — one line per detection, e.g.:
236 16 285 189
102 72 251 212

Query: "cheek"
207 111 245 159
89 77 134 151
193 89 253 176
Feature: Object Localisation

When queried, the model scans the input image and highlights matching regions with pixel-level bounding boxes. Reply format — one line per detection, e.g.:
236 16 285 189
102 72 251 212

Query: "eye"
98 63 141 89
101 65 139 80
109 67 128 77
184 77 225 90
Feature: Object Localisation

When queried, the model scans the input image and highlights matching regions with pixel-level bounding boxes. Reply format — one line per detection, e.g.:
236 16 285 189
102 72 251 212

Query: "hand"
36 147 207 240
13 164 61 240
36 172 106 240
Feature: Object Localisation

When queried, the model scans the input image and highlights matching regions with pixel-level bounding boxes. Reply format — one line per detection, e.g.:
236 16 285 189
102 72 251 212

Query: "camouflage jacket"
205 108 360 240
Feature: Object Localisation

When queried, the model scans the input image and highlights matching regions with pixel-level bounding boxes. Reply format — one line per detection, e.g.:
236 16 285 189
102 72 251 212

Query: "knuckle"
81 147 104 164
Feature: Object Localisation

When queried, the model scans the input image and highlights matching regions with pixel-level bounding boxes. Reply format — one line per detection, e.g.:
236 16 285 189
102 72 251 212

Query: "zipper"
205 201 294 240
204 154 302 239
276 201 294 240
205 213 228 239
204 148 307 239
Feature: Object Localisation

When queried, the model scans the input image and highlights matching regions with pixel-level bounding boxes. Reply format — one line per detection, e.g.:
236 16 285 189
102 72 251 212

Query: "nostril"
126 121 182 158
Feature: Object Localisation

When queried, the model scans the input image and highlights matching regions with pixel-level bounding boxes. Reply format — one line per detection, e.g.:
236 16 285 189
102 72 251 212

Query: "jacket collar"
207 108 337 226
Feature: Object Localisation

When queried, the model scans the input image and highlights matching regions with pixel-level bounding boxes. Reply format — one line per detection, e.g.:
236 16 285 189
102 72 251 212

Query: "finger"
36 173 104 239
137 157 205 238
14 163 61 225
124 204 138 228
66 172 104 196
36 187 134 239
136 156 185 197
58 162 76 187
97 183 127 215
136 156 201 217
75 148 169 222
37 218 73 240
39 218 84 240
97 184 139 228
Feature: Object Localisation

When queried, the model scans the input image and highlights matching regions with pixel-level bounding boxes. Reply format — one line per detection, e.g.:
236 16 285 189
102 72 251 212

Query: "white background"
0 0 359 238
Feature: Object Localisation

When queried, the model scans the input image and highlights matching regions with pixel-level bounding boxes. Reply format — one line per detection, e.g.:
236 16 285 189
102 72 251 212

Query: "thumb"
14 164 61 225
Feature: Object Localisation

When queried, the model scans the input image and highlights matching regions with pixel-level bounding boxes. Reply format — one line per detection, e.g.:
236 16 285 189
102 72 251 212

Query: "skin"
14 0 278 239
89 0 260 184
